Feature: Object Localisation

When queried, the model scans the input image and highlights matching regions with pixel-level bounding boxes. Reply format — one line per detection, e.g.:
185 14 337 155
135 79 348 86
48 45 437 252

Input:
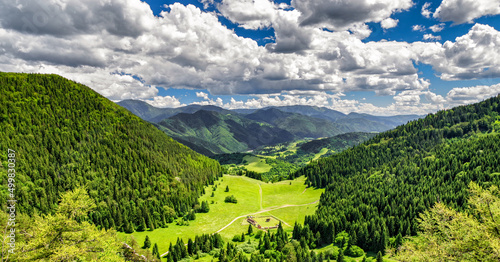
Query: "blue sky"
1 0 500 114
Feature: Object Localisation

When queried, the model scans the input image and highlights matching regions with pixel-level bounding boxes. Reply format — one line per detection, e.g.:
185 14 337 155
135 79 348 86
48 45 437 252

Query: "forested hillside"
298 132 377 154
0 72 222 232
244 108 346 138
293 94 500 252
157 110 294 155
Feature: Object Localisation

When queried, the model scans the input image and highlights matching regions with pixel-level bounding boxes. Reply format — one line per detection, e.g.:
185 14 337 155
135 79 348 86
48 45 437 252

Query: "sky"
1 0 500 115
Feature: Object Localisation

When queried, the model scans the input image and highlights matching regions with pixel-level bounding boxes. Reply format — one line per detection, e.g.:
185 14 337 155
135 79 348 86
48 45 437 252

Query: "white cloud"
381 18 399 29
217 0 277 30
192 97 224 107
434 0 500 24
423 34 441 41
446 84 500 105
412 25 426 32
421 2 432 18
292 0 413 31
415 23 500 80
144 95 185 108
429 23 445 32
196 91 209 100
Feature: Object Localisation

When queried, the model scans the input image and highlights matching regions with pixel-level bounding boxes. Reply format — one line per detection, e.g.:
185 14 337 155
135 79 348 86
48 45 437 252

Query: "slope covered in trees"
298 132 377 154
157 110 295 155
0 72 222 232
293 94 500 252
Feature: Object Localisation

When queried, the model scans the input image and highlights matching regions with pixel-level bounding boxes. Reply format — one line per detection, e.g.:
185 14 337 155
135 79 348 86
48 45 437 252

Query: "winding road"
215 200 319 233
160 179 319 258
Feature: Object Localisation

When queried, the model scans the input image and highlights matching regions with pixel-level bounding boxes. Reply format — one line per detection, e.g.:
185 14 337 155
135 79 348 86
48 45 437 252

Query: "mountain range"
118 100 423 155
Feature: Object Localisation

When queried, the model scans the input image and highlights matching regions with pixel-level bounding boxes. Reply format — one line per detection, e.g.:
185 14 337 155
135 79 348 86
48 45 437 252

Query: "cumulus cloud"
412 25 426 32
421 2 432 18
292 0 412 31
217 0 277 30
144 95 184 108
446 84 500 105
196 91 210 100
429 23 445 32
415 24 500 80
423 34 441 41
381 18 399 29
434 0 500 24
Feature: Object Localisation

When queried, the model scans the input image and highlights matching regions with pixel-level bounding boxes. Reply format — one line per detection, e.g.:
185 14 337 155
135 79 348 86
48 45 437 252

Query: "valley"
119 175 324 254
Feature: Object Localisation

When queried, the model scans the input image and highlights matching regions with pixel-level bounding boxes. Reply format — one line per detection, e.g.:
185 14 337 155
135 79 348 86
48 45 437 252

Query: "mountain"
118 99 232 123
291 94 500 253
0 72 222 232
117 100 423 155
266 105 346 121
156 110 295 155
244 108 347 138
345 112 422 127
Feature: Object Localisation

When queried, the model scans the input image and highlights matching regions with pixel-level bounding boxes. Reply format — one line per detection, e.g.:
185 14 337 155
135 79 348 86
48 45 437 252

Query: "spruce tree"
138 217 147 231
143 235 151 249
337 248 344 262
225 185 229 192
248 224 254 235
376 251 383 262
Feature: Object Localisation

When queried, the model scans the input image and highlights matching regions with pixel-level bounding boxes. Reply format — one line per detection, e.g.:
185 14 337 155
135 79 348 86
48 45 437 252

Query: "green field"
310 147 329 162
241 155 272 172
118 175 323 256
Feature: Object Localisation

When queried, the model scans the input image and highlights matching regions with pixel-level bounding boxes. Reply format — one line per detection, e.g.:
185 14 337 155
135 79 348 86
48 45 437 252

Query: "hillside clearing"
118 175 323 254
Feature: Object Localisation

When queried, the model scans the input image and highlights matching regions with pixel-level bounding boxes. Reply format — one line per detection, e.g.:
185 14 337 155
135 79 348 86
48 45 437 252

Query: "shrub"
232 234 242 242
345 245 365 257
224 195 238 203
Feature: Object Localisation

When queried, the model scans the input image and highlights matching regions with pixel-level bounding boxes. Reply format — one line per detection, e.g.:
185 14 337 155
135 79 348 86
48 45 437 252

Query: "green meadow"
118 175 323 255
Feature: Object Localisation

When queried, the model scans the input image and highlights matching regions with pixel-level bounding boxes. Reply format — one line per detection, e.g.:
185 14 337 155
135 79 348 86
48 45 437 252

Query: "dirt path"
214 200 319 234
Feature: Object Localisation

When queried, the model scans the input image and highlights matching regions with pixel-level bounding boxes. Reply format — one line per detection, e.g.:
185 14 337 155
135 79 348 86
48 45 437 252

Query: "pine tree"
138 217 147 231
394 233 403 250
337 248 345 262
376 251 383 262
225 185 229 192
143 235 151 249
248 224 254 235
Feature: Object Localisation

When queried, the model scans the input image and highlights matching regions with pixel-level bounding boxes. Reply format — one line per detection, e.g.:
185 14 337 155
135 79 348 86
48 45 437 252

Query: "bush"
224 195 238 203
325 246 340 260
345 245 365 257
232 234 242 242
237 243 256 254
209 248 220 257
264 250 278 259
254 230 263 239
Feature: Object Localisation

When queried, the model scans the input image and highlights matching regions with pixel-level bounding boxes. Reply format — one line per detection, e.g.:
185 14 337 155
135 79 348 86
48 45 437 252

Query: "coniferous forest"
293 94 500 253
0 72 222 233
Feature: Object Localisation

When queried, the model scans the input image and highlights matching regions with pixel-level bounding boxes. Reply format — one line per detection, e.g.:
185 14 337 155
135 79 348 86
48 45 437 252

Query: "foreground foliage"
1 188 122 261
396 182 500 261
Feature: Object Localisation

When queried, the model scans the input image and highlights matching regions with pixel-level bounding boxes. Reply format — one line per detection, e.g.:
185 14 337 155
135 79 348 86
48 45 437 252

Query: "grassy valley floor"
118 175 323 255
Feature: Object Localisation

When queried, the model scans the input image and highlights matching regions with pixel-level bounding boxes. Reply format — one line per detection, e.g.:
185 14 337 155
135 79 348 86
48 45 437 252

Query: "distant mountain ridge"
156 110 294 155
117 100 233 123
118 99 423 155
